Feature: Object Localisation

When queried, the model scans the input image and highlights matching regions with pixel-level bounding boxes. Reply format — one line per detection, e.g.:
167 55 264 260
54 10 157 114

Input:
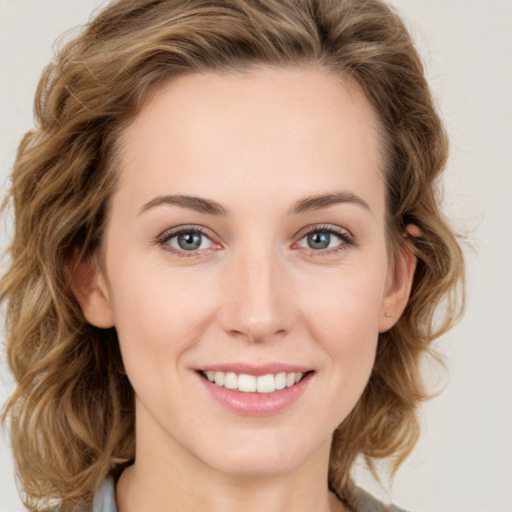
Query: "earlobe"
378 241 417 333
70 254 115 328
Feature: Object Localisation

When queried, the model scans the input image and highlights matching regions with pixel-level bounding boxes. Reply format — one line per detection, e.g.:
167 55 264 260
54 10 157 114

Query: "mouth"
196 366 314 415
199 370 312 394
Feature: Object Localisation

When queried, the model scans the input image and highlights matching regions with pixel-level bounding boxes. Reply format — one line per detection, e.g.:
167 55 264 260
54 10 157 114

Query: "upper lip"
198 363 313 376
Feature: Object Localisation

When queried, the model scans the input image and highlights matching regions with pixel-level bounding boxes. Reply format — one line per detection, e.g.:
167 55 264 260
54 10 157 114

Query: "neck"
117 465 346 512
115 404 347 512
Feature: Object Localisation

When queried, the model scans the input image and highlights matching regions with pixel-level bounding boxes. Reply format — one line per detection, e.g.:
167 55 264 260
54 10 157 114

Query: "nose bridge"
220 240 293 342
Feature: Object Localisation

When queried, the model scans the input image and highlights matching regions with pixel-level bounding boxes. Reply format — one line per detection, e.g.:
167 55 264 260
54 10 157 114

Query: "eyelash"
293 224 354 257
155 224 354 258
156 225 218 258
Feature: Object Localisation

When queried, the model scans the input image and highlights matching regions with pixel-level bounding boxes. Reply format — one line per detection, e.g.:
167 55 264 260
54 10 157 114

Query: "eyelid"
154 223 354 258
155 224 222 256
293 223 354 241
292 224 355 254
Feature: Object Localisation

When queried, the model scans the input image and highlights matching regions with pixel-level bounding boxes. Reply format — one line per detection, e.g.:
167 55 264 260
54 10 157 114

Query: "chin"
206 451 307 479
193 428 329 479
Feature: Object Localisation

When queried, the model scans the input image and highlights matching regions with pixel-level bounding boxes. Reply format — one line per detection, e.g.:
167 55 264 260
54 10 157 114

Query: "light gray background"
1 1 511 511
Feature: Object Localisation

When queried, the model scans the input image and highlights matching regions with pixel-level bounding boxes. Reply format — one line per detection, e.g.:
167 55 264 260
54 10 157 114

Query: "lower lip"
198 372 313 416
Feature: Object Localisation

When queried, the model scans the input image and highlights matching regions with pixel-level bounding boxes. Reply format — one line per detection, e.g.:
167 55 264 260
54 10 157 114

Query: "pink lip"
197 369 313 416
199 363 312 376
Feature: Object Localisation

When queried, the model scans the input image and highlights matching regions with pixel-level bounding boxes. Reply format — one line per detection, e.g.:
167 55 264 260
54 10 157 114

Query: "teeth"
214 371 225 386
256 374 275 393
275 372 287 390
224 372 238 389
203 370 305 393
238 374 257 392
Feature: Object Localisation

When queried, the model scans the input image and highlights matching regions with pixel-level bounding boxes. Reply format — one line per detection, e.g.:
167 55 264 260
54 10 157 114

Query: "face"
75 66 414 479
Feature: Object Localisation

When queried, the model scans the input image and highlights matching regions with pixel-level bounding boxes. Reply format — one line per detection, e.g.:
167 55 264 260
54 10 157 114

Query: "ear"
378 241 417 333
70 253 115 328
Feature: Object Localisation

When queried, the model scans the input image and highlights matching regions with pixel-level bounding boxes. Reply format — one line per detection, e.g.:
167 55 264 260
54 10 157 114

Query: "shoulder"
92 477 118 512
348 487 409 512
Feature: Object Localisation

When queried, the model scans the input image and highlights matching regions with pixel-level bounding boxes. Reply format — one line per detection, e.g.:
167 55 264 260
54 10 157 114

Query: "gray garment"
350 487 408 512
92 477 408 512
92 478 117 512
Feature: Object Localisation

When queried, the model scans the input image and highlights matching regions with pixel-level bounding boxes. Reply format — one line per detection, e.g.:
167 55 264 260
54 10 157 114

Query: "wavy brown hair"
1 0 464 509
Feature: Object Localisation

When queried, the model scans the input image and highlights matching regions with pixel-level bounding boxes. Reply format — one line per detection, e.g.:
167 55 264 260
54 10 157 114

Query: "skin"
73 66 415 512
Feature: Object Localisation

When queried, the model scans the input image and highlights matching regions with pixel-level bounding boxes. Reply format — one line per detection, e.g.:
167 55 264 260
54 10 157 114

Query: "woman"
1 0 464 511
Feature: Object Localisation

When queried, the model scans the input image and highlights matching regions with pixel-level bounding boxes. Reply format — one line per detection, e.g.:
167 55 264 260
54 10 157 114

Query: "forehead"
116 66 385 215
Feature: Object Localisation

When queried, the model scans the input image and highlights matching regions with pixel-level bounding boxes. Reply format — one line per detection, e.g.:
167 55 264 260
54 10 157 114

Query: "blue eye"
306 231 334 249
163 229 214 252
296 227 352 252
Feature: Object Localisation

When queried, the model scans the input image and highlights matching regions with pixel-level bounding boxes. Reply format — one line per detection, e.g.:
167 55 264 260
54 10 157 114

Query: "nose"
218 245 295 343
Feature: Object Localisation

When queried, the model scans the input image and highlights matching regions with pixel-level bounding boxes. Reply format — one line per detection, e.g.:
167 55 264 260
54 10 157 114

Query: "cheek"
302 267 385 335
298 267 385 373
107 262 219 375
288 270 384 431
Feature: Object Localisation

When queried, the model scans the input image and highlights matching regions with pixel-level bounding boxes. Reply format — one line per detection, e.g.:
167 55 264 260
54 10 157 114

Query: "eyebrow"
139 195 227 215
289 191 370 215
139 190 370 217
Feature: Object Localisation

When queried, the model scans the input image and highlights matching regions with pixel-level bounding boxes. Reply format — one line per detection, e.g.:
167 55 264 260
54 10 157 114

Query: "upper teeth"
204 371 304 393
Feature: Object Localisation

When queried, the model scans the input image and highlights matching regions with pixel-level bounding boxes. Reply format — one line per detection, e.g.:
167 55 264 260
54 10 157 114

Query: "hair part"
1 0 464 509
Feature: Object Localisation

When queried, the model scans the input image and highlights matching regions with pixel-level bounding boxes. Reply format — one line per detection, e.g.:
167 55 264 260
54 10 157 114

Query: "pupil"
308 232 330 249
178 232 201 250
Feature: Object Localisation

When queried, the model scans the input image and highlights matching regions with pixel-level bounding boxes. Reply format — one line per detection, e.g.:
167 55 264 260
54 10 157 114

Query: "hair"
1 0 464 509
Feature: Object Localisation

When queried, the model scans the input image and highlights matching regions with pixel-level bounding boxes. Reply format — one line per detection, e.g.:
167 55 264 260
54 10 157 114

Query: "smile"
202 370 305 394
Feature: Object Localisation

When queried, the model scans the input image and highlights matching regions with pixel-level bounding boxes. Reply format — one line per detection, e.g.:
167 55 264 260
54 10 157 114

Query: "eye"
303 231 336 250
295 226 353 253
157 226 217 255
171 231 211 251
